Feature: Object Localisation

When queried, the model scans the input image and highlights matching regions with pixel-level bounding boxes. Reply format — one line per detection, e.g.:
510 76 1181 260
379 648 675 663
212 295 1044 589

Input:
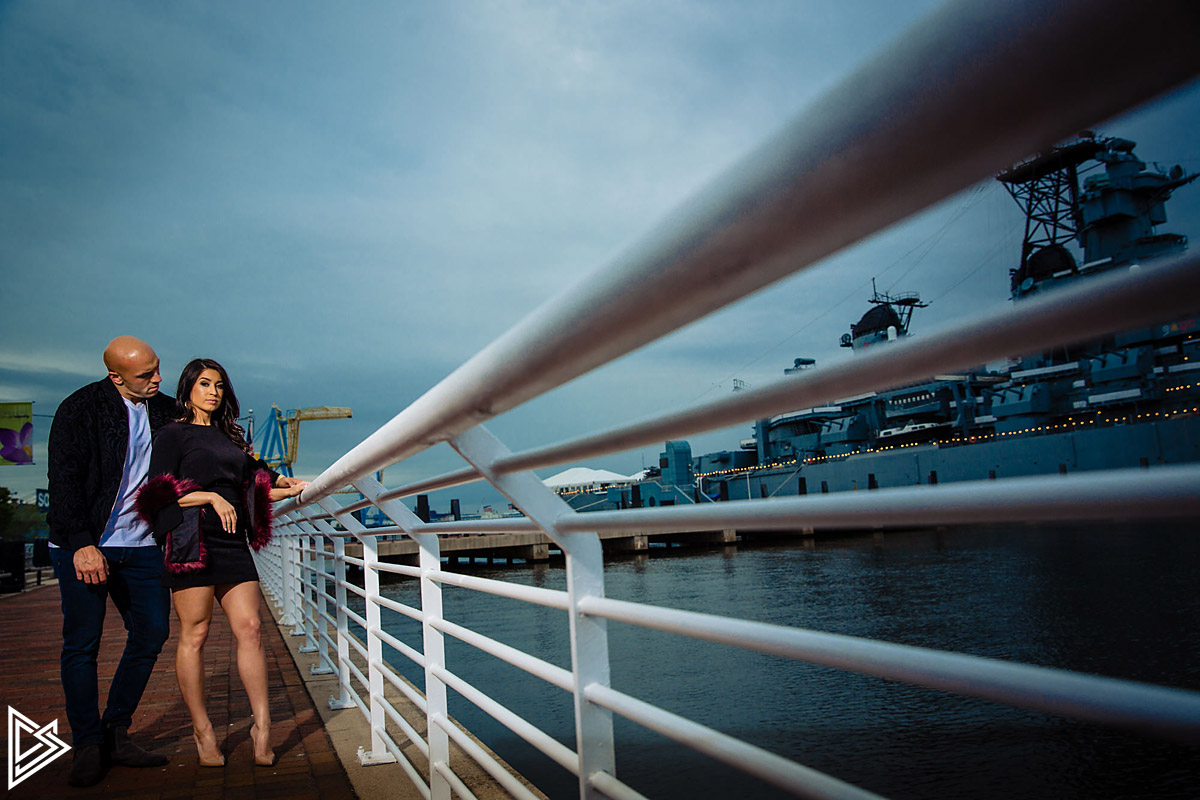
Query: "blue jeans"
51 546 170 747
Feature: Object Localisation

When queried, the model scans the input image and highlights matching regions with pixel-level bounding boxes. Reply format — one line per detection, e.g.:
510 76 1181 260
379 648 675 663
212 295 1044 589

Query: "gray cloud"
1 0 1197 510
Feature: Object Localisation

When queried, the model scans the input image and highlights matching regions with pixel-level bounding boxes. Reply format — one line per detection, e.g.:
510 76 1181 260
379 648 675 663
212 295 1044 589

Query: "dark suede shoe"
104 727 168 768
67 744 106 787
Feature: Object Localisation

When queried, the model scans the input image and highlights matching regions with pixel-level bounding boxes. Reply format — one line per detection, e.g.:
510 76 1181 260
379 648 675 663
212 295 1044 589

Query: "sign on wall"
0 403 33 466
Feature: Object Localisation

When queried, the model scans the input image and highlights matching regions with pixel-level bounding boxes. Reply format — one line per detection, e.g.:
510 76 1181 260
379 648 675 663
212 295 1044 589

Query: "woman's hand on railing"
270 478 309 502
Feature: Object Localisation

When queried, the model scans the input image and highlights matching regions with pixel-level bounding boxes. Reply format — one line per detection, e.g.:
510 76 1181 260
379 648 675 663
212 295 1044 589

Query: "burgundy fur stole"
163 512 207 573
136 474 206 573
246 469 274 551
136 474 201 523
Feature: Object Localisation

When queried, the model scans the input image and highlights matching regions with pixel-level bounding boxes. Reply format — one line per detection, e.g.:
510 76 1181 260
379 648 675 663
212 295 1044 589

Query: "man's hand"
74 545 108 585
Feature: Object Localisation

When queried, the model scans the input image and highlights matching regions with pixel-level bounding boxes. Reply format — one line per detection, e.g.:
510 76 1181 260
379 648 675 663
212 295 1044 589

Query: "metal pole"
451 425 617 799
356 476 452 800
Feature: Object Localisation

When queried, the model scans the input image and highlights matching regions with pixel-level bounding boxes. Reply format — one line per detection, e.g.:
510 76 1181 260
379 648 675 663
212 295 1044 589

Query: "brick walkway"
0 584 357 800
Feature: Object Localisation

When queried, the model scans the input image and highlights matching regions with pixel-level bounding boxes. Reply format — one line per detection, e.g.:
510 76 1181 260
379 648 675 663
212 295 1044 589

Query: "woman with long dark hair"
136 358 306 767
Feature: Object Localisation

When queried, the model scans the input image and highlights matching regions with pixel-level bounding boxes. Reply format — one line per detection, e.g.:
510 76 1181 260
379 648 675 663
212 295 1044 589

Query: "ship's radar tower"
840 279 927 352
997 133 1195 300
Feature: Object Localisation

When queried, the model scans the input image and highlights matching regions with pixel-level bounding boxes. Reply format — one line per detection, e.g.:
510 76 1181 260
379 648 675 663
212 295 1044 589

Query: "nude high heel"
192 727 225 767
250 722 275 767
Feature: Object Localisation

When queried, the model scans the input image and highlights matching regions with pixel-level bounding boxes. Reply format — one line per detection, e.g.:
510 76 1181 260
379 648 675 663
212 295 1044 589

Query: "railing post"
315 531 334 671
294 526 318 652
290 533 308 637
308 516 352 688
356 476 452 800
300 522 333 671
331 533 354 705
280 532 299 629
451 425 616 799
562 534 612 799
318 498 397 766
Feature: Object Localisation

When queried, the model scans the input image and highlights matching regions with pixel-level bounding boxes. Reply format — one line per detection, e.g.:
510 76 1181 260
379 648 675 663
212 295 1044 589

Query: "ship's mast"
996 135 1103 288
997 134 1195 300
867 277 927 334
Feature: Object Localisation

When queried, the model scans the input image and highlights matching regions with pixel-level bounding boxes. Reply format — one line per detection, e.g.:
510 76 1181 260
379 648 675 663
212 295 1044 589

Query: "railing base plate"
357 746 398 766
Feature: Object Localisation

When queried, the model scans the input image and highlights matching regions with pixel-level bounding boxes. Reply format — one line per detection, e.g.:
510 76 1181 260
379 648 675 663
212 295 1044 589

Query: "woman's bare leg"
217 581 273 764
172 586 223 765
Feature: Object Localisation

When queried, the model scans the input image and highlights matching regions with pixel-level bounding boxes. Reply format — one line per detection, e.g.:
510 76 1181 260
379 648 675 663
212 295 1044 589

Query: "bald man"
47 336 177 786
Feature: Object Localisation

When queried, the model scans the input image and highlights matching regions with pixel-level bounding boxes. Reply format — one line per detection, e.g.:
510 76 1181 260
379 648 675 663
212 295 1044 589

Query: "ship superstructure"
564 135 1200 511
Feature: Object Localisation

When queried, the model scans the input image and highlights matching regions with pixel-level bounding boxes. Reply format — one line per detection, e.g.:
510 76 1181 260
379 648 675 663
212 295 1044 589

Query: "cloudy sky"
2 1 1198 509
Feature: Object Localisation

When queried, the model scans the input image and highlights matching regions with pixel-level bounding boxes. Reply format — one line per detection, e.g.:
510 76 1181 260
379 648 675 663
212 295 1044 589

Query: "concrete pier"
336 527 759 569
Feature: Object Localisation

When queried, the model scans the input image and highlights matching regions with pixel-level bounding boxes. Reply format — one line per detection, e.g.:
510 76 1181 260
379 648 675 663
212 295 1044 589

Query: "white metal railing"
256 1 1200 798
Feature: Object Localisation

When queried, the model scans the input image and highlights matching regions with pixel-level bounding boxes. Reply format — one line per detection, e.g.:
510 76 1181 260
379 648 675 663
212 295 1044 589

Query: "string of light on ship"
693 400 1200 478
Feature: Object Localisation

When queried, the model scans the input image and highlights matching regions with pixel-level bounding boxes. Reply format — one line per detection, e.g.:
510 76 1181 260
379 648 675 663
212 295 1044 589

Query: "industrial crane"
249 405 352 477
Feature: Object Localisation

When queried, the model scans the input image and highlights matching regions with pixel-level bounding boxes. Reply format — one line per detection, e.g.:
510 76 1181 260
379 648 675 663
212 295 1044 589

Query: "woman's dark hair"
175 358 252 454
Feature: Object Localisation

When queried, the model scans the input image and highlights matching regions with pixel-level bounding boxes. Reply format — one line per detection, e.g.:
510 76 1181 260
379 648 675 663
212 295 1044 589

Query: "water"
363 522 1200 799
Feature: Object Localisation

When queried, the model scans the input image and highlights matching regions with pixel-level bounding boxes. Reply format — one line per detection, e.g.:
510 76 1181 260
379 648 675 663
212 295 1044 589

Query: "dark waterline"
364 522 1200 799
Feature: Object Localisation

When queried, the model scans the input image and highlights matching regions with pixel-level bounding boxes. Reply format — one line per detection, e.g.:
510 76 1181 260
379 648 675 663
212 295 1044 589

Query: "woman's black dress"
147 422 277 589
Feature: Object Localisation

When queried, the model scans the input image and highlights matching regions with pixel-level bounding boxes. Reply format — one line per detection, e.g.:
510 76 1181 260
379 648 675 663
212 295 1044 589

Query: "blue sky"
2 1 1198 509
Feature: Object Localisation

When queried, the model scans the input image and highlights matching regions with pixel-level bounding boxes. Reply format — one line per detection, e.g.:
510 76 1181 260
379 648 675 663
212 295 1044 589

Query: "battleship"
563 134 1200 511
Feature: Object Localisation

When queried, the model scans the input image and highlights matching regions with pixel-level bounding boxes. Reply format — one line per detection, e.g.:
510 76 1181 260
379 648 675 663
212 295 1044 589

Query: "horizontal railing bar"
343 606 368 632
314 605 337 630
288 508 328 525
373 626 426 671
359 719 420 793
432 617 574 693
420 518 541 535
289 0 1200 507
378 561 421 579
432 713 545 800
495 253 1200 473
316 528 359 539
347 635 370 665
335 496 373 515
284 518 538 538
379 466 483 502
587 771 650 800
580 596 1200 743
585 683 884 800
280 464 1198 544
375 559 419 577
558 465 1200 533
429 571 570 611
346 687 371 732
362 527 406 537
432 664 578 774
373 592 423 624
346 657 369 694
372 688 429 759
314 649 338 678
316 627 337 654
375 657 430 716
433 762 475 800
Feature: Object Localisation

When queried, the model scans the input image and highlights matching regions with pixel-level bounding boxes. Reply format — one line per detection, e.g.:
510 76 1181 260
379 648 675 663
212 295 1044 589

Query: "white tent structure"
542 467 637 494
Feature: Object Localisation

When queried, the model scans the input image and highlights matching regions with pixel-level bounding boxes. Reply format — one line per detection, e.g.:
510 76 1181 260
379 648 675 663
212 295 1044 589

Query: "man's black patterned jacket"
47 378 176 551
